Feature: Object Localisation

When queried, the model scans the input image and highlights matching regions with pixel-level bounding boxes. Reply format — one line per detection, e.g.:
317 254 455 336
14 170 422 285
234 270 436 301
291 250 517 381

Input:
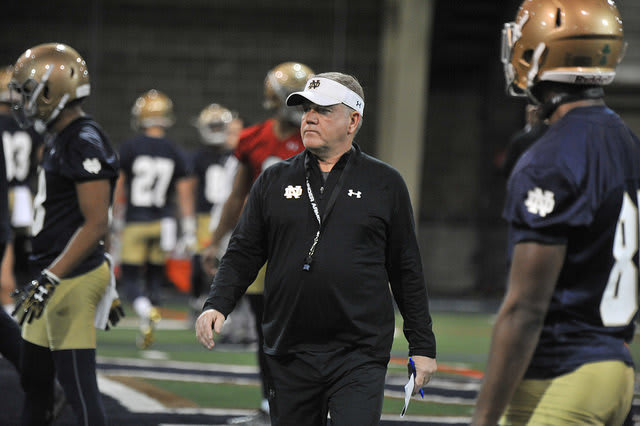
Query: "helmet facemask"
0 66 15 105
195 103 234 146
501 10 531 98
199 122 229 146
278 104 304 126
10 67 69 132
267 78 304 126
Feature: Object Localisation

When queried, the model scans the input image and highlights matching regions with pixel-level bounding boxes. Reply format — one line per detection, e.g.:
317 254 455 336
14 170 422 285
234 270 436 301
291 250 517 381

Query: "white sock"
133 296 152 319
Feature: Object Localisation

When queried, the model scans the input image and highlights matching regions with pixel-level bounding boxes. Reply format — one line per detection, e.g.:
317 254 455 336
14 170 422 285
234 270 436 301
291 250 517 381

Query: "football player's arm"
197 173 267 348
202 162 251 275
471 242 565 426
112 171 127 219
176 176 197 251
211 162 251 245
176 176 196 219
46 179 112 278
386 177 437 393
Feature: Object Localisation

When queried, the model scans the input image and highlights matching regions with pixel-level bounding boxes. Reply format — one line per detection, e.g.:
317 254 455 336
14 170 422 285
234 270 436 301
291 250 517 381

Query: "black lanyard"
303 148 354 271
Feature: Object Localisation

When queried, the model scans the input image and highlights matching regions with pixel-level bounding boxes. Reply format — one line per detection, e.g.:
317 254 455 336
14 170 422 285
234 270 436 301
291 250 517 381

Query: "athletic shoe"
136 306 161 349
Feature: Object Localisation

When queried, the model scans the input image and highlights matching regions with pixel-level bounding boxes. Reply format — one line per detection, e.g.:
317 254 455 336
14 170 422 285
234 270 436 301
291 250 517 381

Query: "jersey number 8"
600 191 640 327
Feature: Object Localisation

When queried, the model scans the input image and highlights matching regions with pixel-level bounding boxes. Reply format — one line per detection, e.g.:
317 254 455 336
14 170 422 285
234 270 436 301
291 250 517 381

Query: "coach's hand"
196 309 226 349
412 355 437 395
12 270 61 325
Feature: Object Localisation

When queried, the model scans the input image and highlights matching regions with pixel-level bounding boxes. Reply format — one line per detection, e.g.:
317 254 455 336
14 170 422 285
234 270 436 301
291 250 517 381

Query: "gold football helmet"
0 66 13 104
264 62 314 125
131 89 175 130
502 0 625 98
195 103 234 145
9 43 90 129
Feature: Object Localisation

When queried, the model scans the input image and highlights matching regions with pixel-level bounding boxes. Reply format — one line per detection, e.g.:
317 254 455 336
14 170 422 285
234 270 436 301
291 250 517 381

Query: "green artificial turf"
97 308 640 419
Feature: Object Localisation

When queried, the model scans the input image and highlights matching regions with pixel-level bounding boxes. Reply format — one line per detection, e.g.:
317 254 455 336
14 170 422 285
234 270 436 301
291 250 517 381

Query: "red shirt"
235 119 304 183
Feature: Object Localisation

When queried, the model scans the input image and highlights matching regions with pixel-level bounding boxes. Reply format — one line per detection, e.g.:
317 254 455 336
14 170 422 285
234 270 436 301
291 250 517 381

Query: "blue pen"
408 357 424 398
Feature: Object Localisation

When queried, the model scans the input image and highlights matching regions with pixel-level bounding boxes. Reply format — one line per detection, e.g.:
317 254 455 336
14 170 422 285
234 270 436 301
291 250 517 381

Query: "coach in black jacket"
196 72 437 425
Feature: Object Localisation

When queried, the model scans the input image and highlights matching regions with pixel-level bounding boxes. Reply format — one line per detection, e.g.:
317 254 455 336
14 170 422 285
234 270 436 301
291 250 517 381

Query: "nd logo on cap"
287 77 365 116
308 80 321 89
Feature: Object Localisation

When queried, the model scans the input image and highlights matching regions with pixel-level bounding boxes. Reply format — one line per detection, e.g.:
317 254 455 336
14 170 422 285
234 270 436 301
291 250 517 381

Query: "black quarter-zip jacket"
205 143 436 358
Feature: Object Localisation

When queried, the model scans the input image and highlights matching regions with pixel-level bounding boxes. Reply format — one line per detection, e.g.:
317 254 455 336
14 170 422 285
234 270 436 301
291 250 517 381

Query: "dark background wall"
1 0 382 153
419 0 523 297
2 1 639 297
418 0 640 297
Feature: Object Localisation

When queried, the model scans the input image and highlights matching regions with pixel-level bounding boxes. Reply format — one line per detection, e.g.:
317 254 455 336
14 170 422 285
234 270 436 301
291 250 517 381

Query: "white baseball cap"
286 77 364 115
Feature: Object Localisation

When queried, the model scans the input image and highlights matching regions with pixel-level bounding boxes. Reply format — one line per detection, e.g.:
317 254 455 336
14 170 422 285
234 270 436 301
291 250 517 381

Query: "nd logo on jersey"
83 158 102 174
284 185 302 199
525 187 555 217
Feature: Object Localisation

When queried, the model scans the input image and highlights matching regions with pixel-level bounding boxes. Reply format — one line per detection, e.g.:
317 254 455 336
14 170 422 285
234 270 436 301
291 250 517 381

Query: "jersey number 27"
130 156 175 208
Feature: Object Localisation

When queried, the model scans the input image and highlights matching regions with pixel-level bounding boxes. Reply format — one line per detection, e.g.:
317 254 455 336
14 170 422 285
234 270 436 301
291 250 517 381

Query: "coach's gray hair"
313 72 364 135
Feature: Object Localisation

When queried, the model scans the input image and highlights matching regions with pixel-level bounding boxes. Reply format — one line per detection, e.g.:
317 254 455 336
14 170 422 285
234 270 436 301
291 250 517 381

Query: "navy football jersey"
504 105 640 379
119 134 188 222
0 114 42 188
30 117 119 276
190 146 238 214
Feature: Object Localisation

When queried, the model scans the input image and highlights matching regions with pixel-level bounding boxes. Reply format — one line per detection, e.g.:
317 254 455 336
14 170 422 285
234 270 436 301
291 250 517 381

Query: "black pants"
190 254 206 298
0 307 21 371
120 263 164 306
21 341 106 426
247 293 270 400
0 243 21 372
265 348 388 426
12 230 32 288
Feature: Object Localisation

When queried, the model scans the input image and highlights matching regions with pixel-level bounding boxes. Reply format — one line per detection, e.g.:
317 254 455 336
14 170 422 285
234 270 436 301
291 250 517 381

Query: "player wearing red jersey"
235 118 306 185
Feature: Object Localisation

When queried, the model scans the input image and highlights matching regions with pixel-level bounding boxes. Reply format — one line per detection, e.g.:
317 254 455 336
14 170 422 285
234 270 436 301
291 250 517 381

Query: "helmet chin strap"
39 93 70 134
535 87 604 120
46 93 69 125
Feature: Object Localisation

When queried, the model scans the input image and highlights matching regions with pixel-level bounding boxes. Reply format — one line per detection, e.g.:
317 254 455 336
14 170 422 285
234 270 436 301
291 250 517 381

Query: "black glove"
106 298 125 330
12 270 60 325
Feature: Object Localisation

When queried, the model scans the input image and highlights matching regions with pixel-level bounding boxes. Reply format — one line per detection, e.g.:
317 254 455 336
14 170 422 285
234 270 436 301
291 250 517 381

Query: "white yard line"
98 356 480 404
98 375 166 413
97 357 478 422
98 376 471 424
386 376 481 390
380 414 471 424
98 356 260 373
384 390 476 405
98 375 258 416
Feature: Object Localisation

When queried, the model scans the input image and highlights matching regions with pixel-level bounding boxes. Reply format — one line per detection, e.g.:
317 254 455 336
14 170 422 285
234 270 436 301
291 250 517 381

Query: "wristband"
181 216 196 234
42 269 61 285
